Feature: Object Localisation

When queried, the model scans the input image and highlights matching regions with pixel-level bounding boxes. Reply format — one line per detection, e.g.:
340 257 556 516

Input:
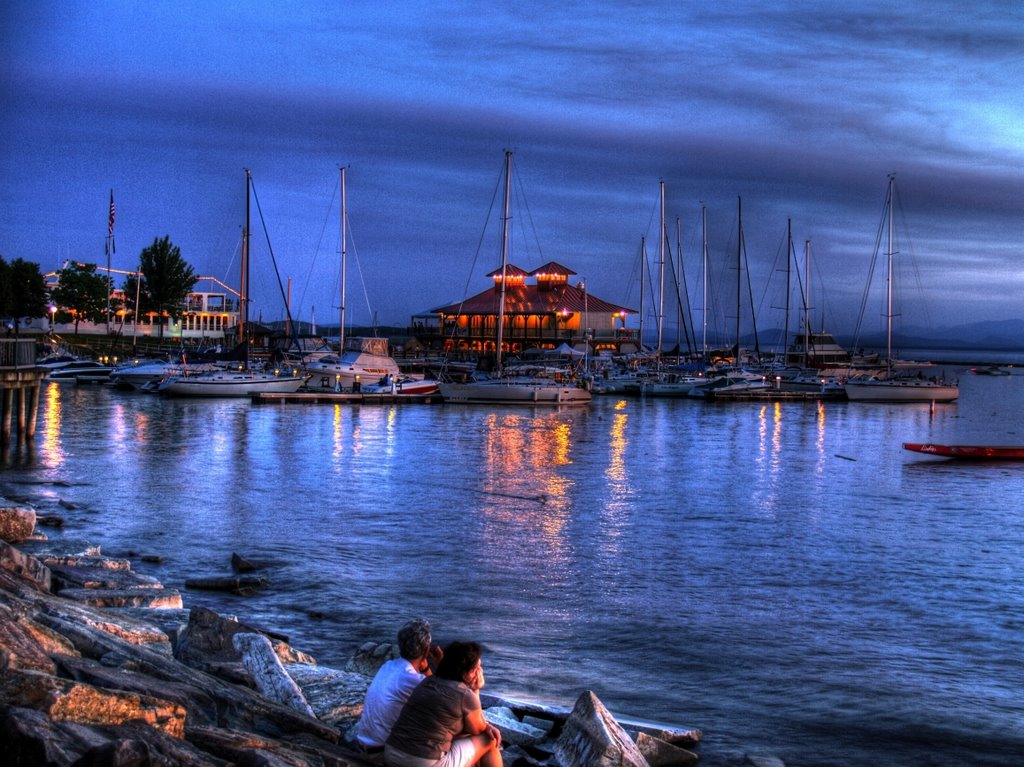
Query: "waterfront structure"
427 261 636 357
0 338 45 450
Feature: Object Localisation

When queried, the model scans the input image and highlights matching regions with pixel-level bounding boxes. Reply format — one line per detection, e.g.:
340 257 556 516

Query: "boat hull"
438 380 591 405
159 372 307 398
844 380 959 402
903 443 1024 460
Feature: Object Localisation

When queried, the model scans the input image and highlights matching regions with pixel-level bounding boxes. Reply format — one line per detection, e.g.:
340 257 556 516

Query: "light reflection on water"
2 375 1023 766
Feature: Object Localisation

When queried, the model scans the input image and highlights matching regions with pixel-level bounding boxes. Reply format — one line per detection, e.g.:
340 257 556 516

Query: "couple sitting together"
356 618 502 767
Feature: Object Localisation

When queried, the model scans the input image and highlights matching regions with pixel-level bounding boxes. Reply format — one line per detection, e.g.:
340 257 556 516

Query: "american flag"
106 190 115 255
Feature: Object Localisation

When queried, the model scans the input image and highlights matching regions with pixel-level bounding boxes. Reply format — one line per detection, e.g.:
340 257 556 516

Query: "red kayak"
903 443 1024 460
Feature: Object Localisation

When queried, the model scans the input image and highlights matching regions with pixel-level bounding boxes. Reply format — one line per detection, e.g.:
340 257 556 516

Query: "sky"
2 1 1022 345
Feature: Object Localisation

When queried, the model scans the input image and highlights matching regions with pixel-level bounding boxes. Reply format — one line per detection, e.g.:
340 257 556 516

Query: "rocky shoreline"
1 495 783 767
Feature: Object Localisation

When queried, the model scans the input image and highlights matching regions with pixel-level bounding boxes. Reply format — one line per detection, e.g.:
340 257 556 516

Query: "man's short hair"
397 618 432 660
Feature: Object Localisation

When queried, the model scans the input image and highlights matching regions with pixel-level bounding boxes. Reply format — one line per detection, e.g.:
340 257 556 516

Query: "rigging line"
851 186 889 348
510 154 544 266
442 156 504 360
296 173 340 328
249 173 300 350
344 227 377 333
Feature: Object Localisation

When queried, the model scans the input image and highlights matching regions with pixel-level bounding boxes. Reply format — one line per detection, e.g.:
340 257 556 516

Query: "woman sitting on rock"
384 640 502 767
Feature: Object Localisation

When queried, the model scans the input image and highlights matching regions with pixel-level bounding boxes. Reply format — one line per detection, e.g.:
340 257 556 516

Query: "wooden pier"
1 338 48 451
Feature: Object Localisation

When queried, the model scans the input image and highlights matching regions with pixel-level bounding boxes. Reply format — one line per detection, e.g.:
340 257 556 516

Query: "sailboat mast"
339 166 347 352
735 196 742 357
803 239 811 365
886 174 895 369
241 168 250 363
701 204 708 357
495 150 512 374
657 180 666 355
784 218 792 361
638 237 646 350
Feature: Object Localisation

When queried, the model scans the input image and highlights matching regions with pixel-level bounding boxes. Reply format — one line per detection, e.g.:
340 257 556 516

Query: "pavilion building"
427 261 637 356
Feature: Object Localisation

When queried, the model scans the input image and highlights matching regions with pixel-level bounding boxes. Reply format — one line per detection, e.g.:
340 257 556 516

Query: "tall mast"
886 174 895 370
638 237 646 350
803 239 811 365
784 218 792 360
701 204 708 357
241 168 250 363
657 179 666 355
339 166 347 352
735 196 742 357
495 150 512 374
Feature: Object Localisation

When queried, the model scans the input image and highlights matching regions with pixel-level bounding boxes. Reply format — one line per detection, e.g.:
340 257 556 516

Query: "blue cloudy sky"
2 1 1022 343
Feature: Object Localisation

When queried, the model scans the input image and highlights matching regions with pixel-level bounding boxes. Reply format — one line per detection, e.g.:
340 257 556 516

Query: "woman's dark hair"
435 641 482 682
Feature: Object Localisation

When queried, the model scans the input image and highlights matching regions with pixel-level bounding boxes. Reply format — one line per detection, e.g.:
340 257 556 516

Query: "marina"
2 369 1022 766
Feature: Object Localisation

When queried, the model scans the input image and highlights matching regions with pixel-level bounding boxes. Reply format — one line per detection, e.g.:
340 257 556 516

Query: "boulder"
285 662 370 725
49 562 164 591
344 640 397 677
485 705 549 746
0 502 36 543
554 691 648 767
0 539 52 592
635 732 699 767
233 632 316 718
56 587 183 609
1 668 187 738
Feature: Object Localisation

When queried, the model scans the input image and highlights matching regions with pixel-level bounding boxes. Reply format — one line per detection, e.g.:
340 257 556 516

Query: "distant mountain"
734 319 1024 353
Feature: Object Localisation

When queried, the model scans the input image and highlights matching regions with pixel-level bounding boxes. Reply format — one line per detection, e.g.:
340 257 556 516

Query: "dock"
250 390 441 405
706 388 846 402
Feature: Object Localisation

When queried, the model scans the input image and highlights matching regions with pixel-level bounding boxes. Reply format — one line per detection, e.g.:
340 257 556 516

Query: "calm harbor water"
2 370 1023 766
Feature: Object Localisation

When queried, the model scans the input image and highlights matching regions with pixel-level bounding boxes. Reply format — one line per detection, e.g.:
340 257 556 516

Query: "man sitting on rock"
356 618 443 751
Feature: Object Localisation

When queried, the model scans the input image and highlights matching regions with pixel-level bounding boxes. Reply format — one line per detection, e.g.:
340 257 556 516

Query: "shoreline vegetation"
0 492 755 767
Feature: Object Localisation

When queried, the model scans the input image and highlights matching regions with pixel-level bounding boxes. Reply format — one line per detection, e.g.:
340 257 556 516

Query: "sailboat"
159 169 307 398
843 175 958 403
303 167 416 392
437 151 591 405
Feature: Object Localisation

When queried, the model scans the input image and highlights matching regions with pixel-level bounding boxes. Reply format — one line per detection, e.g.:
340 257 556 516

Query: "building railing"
0 338 37 369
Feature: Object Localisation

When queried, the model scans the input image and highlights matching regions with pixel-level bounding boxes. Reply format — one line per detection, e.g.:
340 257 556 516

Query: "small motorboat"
903 443 1024 460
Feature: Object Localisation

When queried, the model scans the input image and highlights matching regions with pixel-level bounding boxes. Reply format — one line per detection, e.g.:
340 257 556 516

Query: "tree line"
1 237 197 337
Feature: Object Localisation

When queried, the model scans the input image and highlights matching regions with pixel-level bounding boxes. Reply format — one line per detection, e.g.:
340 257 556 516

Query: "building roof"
530 262 576 277
433 282 634 316
485 264 531 279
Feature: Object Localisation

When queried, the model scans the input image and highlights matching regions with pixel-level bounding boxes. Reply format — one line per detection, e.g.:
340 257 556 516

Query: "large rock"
175 606 314 676
635 732 699 767
0 502 36 543
233 632 316 718
0 539 51 592
1 668 187 738
485 705 549 746
52 586 184 609
344 640 397 677
285 662 370 726
554 691 649 767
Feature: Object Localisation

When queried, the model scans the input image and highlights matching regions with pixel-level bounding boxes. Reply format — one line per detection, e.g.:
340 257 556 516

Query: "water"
3 372 1023 766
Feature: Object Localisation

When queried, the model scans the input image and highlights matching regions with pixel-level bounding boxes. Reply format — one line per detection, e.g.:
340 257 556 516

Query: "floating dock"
250 390 440 405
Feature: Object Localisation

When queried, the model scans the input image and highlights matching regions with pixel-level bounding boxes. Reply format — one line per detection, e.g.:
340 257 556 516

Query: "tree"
50 261 111 333
125 236 198 338
0 256 47 336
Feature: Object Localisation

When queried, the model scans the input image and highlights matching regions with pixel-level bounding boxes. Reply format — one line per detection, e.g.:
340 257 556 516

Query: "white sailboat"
159 169 307 398
304 167 411 392
437 151 591 406
844 175 958 403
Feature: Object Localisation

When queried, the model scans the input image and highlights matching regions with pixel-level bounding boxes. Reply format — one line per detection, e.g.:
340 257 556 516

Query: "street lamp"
48 304 56 332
